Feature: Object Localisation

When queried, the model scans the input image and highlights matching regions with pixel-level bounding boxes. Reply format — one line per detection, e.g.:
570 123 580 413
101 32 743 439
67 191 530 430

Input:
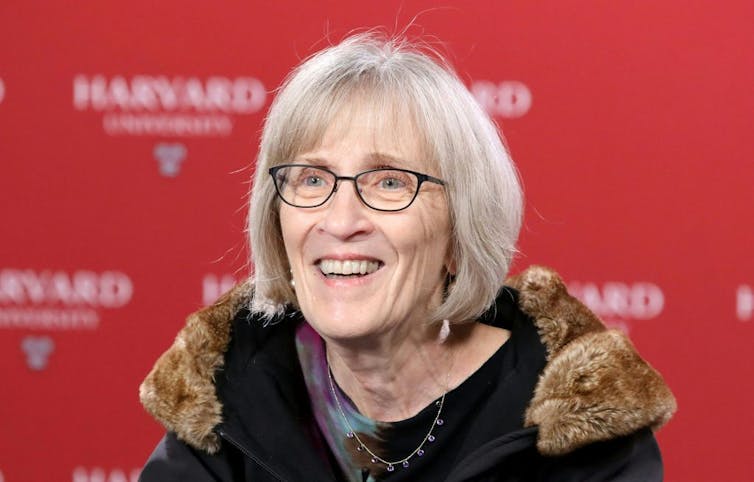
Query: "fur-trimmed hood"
140 266 676 458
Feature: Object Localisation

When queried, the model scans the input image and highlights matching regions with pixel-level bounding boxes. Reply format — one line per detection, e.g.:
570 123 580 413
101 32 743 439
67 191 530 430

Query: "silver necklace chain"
326 361 448 473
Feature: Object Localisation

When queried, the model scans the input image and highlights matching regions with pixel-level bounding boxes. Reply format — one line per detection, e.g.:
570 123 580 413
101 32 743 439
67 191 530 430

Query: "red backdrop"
1 2 752 481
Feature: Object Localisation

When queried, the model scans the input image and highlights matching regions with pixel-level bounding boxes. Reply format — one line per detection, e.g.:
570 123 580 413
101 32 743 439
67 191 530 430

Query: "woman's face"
279 108 452 343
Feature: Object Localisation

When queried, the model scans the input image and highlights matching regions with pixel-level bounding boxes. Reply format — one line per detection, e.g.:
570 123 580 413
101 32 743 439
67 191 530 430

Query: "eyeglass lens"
273 165 419 211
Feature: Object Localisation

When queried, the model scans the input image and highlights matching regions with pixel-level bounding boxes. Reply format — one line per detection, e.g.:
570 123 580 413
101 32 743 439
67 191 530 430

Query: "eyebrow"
291 156 329 168
364 152 411 169
293 152 412 170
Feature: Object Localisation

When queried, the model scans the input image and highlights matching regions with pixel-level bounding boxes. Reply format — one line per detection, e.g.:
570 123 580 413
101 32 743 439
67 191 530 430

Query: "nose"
317 179 374 240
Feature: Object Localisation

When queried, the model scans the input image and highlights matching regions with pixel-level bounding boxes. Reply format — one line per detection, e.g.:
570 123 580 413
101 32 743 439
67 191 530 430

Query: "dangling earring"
438 319 451 343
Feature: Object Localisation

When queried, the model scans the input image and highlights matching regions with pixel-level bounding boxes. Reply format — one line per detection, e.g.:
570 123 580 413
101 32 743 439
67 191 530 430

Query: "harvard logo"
21 335 54 370
73 74 266 137
154 142 187 177
0 268 133 331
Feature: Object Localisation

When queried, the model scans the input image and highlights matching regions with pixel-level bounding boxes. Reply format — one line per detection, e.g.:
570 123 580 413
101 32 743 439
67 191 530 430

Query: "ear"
445 253 457 276
445 259 457 277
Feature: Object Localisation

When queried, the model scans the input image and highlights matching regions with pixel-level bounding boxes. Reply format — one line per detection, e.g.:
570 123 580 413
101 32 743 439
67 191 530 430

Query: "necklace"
326 365 445 473
326 321 453 473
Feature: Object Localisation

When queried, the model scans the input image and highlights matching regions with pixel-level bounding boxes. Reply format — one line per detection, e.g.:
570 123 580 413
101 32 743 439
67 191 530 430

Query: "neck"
325 320 468 422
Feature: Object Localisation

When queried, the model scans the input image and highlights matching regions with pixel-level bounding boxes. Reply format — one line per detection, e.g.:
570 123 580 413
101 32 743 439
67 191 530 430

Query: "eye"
373 171 411 190
293 167 330 189
304 175 324 187
380 177 404 189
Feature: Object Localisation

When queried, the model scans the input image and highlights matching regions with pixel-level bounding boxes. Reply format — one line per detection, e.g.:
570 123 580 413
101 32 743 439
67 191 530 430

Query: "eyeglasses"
269 164 446 212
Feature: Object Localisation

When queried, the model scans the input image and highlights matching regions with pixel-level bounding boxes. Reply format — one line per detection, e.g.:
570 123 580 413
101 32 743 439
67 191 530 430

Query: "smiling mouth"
317 259 382 278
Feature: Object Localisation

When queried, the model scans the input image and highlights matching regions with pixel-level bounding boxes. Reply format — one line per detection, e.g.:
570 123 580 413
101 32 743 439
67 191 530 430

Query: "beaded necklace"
326 320 453 473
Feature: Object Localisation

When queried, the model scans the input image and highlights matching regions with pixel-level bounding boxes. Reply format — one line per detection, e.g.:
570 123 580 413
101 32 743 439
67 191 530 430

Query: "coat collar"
507 267 676 455
139 266 676 457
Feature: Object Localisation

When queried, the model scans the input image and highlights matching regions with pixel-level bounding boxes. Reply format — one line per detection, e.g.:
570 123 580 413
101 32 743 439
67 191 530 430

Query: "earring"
439 319 451 343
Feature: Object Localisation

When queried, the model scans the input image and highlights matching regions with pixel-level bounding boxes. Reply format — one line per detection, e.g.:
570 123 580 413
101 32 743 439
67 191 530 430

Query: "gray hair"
248 32 523 324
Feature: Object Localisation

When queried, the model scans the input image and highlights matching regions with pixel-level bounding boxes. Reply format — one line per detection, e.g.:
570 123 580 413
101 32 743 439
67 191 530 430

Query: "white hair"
248 32 523 324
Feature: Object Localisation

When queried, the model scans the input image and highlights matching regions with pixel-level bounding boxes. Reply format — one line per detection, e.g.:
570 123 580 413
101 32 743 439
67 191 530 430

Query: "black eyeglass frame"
268 164 446 212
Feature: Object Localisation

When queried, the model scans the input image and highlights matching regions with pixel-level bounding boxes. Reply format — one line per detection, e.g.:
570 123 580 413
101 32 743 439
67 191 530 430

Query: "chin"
301 307 386 343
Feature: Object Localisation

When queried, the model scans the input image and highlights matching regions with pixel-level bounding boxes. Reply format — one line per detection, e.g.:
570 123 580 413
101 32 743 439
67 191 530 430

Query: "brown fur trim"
139 280 252 454
139 266 676 457
507 266 677 455
506 266 604 358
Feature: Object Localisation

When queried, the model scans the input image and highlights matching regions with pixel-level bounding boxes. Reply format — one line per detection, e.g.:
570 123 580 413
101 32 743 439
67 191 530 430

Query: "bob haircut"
248 32 523 324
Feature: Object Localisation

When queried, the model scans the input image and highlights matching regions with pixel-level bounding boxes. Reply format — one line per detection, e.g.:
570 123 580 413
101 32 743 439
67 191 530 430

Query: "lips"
317 258 382 277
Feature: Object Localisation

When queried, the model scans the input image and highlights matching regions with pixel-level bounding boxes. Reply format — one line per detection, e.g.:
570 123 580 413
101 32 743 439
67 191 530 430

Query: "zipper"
217 428 288 482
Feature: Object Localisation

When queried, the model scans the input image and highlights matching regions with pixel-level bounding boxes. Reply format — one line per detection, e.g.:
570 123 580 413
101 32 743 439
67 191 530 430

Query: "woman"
139 33 676 481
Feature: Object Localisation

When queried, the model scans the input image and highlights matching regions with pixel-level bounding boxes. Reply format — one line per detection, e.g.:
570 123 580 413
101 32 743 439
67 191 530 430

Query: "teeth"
319 259 380 276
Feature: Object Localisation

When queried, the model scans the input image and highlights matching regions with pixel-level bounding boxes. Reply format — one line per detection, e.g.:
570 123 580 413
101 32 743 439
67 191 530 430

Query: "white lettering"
232 77 267 113
0 307 99 329
73 75 86 108
0 269 133 307
471 80 532 118
102 113 233 136
206 76 232 110
99 271 133 307
737 285 752 321
129 75 159 110
153 76 179 109
568 282 665 320
73 75 266 114
184 78 206 110
203 274 238 306
109 76 131 109
72 467 140 482
74 75 104 110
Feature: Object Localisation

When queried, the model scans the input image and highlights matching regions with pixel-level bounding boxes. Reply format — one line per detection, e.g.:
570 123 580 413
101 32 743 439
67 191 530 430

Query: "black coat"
139 266 676 481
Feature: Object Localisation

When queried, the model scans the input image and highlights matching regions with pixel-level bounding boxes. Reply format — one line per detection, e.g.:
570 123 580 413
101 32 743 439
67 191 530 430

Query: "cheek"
398 206 452 271
278 208 303 262
416 201 452 249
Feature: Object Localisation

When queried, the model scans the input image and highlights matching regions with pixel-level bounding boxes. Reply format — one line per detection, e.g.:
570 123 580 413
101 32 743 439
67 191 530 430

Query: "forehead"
315 107 422 166
286 90 434 172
